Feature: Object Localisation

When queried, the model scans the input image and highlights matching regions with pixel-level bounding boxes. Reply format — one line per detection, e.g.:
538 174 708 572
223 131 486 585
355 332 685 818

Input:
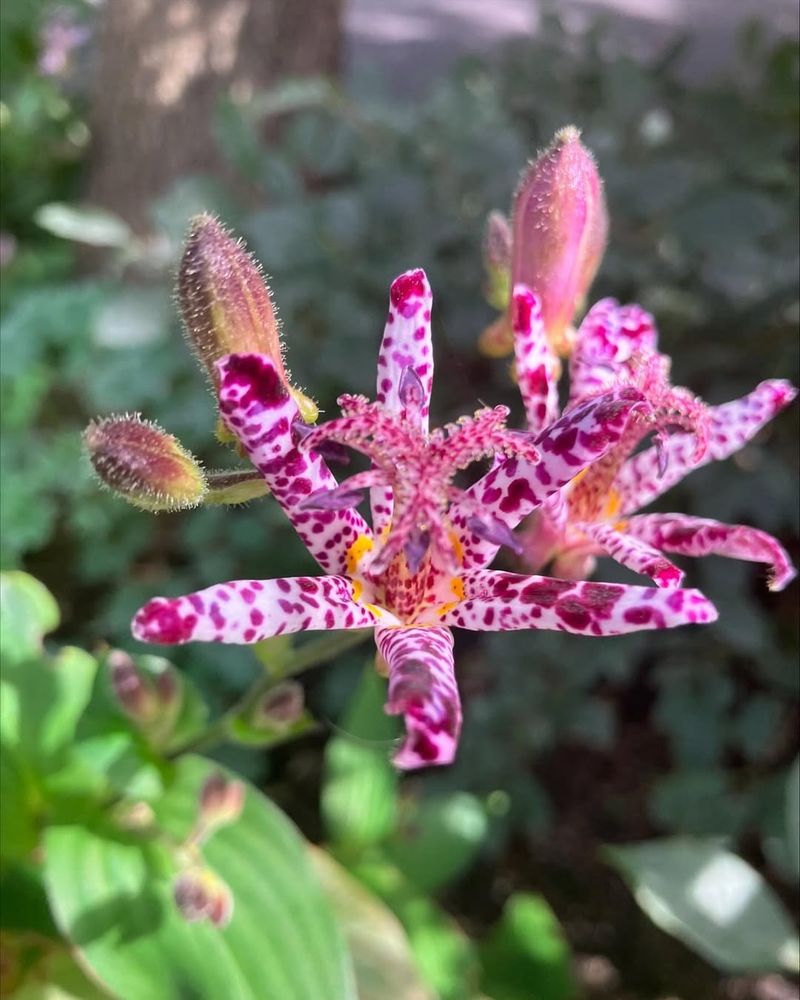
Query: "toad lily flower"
133 271 718 769
518 293 797 590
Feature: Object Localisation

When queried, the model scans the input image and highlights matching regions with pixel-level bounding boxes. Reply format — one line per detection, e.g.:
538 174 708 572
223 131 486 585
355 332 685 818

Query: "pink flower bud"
198 772 245 830
255 681 305 729
511 126 608 355
178 215 317 423
109 650 158 720
174 867 233 928
84 414 206 512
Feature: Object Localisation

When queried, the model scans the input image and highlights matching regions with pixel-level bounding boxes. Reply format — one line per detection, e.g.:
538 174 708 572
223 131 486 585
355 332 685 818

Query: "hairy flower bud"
511 126 608 354
84 414 206 512
178 214 317 424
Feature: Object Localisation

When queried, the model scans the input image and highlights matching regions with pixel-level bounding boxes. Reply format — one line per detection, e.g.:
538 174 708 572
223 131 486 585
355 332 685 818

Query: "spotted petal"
375 625 460 769
132 575 394 644
569 298 658 404
614 379 797 513
511 285 560 434
216 353 372 575
624 513 797 592
450 386 649 570
581 521 684 587
433 570 717 633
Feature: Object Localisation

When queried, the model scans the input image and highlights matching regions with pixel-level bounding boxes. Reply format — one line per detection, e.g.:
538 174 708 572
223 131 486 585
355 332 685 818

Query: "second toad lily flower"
517 292 797 590
133 270 718 770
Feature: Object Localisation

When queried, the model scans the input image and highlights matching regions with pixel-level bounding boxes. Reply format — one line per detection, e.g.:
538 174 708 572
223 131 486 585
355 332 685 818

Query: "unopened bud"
178 215 318 424
255 681 305 729
84 414 206 512
108 650 183 738
482 210 512 311
511 126 608 355
174 867 233 928
198 772 245 831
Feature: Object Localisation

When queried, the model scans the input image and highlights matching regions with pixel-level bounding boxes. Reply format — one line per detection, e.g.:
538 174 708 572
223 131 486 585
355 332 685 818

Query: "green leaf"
479 893 574 1000
2 645 97 781
0 744 38 860
322 664 399 854
310 848 433 1000
35 202 133 248
385 792 488 892
0 571 59 668
352 858 478 1000
9 947 111 1000
44 755 356 1000
228 711 317 748
605 838 800 973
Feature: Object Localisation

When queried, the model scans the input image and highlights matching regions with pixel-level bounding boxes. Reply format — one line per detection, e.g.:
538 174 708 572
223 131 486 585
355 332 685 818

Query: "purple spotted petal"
433 570 717 634
450 386 649 571
624 513 797 592
615 379 797 513
511 284 560 434
581 521 684 587
132 575 396 645
375 625 460 769
216 353 373 575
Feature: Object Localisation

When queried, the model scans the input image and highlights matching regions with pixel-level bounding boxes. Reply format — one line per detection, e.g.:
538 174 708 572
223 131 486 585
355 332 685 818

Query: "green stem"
168 628 372 757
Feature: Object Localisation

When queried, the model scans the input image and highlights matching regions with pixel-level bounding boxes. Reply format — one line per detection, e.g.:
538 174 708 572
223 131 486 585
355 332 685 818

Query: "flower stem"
169 629 372 757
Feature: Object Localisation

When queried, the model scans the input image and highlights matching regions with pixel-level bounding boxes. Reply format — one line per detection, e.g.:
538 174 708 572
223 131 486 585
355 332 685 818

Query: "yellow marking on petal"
450 576 465 601
346 534 374 575
448 531 465 565
366 604 383 617
351 580 363 602
435 602 459 617
613 519 628 532
601 488 622 519
570 468 587 486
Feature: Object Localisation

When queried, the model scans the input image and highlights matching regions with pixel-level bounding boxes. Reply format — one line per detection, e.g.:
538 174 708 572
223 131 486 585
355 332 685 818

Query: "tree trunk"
87 0 343 231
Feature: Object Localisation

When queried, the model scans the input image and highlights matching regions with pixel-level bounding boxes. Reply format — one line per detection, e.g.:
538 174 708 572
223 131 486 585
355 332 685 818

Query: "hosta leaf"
310 848 433 1000
605 838 800 973
44 755 355 1000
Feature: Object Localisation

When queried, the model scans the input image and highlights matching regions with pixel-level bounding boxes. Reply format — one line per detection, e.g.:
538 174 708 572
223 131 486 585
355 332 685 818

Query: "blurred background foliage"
1 1 798 997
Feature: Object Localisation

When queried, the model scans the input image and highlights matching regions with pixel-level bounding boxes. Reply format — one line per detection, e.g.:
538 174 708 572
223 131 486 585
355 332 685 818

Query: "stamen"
299 485 366 510
466 514 523 555
398 366 425 410
404 527 431 574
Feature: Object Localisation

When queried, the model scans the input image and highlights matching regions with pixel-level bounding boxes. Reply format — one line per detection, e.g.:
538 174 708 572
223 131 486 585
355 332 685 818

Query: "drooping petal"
511 285 560 434
375 625 460 769
372 269 434 533
569 298 657 404
433 570 717 634
216 353 372 575
624 513 797 591
450 386 649 570
614 379 797 513
132 576 395 645
581 521 684 587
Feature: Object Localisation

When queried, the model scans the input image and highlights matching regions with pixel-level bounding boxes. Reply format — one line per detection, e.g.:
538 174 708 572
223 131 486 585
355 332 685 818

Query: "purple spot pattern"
376 624 459 769
132 576 392 645
371 268 434 535
434 571 717 634
216 353 370 575
511 285 560 434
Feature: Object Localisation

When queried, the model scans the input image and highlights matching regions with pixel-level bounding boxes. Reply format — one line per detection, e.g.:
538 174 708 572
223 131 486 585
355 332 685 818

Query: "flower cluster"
121 131 795 772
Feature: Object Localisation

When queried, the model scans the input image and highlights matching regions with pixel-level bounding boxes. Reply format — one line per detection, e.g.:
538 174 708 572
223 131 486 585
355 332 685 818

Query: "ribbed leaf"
44 755 356 1000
